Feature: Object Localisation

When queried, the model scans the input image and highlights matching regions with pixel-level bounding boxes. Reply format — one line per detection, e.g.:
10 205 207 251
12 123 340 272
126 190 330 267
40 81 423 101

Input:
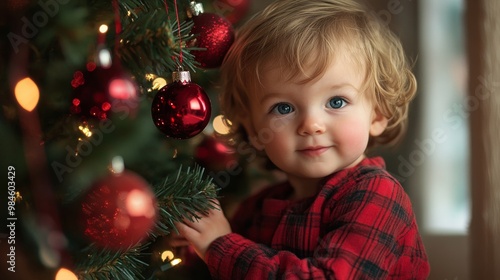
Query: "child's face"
244 51 387 180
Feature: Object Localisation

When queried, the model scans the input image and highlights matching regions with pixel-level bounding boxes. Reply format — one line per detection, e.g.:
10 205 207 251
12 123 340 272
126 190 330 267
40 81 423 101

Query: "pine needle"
152 165 220 236
75 243 150 280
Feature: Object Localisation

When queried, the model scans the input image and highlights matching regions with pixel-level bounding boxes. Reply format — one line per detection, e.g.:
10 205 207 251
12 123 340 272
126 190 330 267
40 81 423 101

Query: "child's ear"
242 119 265 151
369 109 388 137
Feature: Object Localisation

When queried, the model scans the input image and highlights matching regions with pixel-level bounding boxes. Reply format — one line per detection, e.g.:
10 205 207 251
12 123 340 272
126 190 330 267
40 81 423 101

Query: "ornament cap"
172 70 191 83
188 1 204 18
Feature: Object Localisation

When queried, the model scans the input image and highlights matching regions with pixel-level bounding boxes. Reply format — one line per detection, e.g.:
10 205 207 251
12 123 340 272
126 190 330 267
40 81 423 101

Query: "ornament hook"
187 1 204 18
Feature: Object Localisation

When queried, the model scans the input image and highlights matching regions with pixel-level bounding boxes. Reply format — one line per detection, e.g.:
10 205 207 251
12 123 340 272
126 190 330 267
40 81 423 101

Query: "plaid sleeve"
206 233 324 279
312 175 429 279
205 174 429 279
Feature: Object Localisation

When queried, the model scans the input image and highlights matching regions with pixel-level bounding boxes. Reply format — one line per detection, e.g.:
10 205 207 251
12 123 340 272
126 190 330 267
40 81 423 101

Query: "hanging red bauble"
189 10 235 69
195 136 236 172
80 170 157 250
70 60 139 120
151 70 211 139
212 0 251 24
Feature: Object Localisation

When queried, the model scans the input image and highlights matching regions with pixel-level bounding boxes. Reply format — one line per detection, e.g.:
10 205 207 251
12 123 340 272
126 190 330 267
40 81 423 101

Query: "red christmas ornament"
188 5 235 69
81 170 157 250
195 136 236 172
70 61 139 120
151 70 211 139
212 0 251 24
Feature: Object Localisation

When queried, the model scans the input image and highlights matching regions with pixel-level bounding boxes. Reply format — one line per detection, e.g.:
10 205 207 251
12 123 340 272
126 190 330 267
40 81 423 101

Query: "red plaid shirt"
205 157 430 279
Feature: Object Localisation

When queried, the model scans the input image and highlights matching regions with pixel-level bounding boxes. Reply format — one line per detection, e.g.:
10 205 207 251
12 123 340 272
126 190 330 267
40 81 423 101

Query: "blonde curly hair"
219 0 416 148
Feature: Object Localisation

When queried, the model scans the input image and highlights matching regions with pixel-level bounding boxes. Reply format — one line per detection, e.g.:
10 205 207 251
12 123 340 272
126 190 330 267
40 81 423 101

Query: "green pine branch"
116 0 203 90
75 243 149 280
153 165 220 236
119 9 200 89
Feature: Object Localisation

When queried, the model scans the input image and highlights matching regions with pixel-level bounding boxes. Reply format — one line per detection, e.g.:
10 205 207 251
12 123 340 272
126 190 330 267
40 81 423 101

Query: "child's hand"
175 200 231 260
165 231 190 248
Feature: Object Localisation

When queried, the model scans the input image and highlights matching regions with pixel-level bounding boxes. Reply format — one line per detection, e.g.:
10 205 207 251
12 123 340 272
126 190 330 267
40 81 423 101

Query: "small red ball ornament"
189 8 235 69
70 61 139 120
151 70 211 139
195 136 236 172
81 170 157 250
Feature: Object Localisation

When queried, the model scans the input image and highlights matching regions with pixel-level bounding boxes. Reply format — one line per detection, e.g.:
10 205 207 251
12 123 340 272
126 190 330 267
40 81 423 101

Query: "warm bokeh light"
170 258 182 266
213 115 231 135
13 191 22 202
14 77 39 112
78 124 92 137
98 48 112 68
110 156 125 174
161 250 174 262
152 77 167 90
145 73 156 81
99 24 108 33
160 256 182 271
55 268 78 280
125 189 156 218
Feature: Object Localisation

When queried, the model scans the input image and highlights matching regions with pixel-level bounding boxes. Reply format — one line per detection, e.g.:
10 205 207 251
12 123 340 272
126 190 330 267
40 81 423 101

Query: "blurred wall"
467 0 500 278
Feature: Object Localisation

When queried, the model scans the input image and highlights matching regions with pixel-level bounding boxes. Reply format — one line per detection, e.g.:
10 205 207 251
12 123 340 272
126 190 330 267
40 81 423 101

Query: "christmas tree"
0 0 255 279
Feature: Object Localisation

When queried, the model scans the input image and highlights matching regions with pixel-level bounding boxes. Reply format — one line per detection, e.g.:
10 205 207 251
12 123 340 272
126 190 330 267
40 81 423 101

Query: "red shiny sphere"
151 81 211 139
190 13 235 69
80 171 157 250
195 136 236 172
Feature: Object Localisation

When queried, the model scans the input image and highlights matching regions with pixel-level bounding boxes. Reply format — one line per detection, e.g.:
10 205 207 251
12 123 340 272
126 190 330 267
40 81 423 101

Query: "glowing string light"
213 115 231 135
152 77 167 90
99 24 109 33
55 268 77 280
159 250 182 271
161 250 174 262
78 125 93 137
14 77 39 112
160 258 182 271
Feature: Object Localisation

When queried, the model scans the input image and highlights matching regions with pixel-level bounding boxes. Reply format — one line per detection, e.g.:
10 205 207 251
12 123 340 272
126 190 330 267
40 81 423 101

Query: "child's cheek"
335 119 371 151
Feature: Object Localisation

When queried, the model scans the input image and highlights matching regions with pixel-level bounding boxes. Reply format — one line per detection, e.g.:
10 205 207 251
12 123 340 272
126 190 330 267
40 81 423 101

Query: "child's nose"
297 113 326 136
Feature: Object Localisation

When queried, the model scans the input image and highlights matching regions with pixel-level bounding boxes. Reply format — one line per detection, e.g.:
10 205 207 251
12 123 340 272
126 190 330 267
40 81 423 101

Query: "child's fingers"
180 216 207 232
174 221 200 240
209 198 221 208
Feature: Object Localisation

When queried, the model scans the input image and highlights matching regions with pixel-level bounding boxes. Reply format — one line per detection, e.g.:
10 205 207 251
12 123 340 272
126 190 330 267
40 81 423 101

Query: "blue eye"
270 103 294 115
327 97 347 109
